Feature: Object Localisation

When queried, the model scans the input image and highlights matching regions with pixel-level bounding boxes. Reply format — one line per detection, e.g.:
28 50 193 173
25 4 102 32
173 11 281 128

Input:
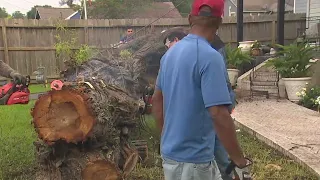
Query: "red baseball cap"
191 0 224 17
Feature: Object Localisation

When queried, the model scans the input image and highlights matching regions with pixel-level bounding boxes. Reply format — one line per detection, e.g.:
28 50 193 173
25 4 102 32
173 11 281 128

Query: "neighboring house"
293 0 320 36
35 7 81 20
224 0 294 17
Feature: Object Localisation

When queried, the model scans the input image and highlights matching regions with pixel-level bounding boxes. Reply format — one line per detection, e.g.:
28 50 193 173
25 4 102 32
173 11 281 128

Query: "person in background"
0 60 26 84
163 31 235 180
119 26 134 44
152 0 251 179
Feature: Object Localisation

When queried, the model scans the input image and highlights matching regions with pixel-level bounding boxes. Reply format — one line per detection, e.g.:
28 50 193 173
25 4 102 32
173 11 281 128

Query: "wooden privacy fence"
0 13 306 80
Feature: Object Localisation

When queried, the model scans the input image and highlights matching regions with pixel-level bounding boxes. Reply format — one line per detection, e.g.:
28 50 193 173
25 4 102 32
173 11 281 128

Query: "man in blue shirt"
163 31 235 180
152 0 249 179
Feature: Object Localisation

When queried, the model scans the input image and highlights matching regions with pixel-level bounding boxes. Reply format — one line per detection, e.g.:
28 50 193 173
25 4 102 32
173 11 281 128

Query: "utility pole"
237 0 244 45
83 0 88 19
277 0 285 45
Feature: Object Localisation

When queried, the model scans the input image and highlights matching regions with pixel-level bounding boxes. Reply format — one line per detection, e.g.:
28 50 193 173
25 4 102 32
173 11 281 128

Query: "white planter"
227 69 240 86
238 41 255 53
282 77 312 102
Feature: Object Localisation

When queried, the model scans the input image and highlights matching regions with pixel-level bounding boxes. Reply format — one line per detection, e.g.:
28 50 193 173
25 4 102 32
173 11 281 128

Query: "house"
224 0 294 17
293 0 320 36
35 7 81 20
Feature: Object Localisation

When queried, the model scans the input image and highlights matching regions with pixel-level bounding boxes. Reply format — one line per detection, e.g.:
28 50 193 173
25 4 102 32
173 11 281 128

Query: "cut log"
82 160 121 180
32 89 96 144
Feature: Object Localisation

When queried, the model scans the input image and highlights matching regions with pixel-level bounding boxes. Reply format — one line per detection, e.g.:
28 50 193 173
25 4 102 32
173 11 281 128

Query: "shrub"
297 85 320 112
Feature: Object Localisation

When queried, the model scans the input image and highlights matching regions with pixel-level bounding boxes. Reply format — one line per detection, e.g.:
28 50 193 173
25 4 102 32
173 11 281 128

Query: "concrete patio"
232 99 320 177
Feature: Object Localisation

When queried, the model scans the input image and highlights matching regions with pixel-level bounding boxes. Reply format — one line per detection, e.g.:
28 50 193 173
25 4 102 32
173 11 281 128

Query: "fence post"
1 20 9 64
271 20 276 45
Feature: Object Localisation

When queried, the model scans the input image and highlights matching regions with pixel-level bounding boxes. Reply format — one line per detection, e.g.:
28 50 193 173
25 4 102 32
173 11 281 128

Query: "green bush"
225 45 252 69
297 85 320 112
266 42 316 78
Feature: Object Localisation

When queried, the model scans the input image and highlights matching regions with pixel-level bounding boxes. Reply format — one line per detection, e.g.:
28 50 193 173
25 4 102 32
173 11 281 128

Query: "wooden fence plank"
1 20 9 64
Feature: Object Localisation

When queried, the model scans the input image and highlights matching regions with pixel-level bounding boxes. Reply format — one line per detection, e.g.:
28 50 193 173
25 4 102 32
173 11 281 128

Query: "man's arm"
152 69 164 133
152 88 164 132
0 60 15 78
200 54 246 167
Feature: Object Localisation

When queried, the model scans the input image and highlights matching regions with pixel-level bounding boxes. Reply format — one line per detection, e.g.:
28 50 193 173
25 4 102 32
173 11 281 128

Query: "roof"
132 2 182 18
36 7 77 19
230 0 294 12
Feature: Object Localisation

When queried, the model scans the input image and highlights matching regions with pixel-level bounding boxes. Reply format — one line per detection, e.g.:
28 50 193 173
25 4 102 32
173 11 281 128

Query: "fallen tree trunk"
32 82 140 180
31 27 188 180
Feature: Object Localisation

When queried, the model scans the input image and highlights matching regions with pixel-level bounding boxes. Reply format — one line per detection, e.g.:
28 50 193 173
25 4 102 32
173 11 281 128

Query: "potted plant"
251 40 262 56
266 41 316 102
225 45 252 86
238 40 255 53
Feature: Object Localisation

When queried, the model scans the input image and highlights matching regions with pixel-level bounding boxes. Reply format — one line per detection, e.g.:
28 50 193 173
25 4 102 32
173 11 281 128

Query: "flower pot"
251 48 261 56
238 41 255 53
227 69 240 87
282 77 312 102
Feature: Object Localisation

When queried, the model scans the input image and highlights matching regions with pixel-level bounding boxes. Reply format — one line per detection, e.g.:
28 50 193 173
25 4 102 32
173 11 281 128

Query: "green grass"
238 130 318 180
0 101 36 180
0 108 318 180
28 84 50 94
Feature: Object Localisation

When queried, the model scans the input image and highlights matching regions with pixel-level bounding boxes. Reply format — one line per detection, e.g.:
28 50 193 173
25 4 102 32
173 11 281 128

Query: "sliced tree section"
32 89 95 144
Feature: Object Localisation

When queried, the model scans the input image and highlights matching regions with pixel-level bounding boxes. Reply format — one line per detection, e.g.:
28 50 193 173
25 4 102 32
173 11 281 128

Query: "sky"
0 0 70 14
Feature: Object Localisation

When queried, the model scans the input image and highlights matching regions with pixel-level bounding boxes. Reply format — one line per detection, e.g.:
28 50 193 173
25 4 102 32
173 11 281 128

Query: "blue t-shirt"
156 34 232 163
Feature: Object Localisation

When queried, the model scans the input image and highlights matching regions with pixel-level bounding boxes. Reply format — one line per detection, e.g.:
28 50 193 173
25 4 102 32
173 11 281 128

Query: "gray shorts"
162 157 223 180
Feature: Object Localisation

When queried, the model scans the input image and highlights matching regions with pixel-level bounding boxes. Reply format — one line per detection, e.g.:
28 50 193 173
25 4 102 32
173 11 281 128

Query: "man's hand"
226 158 253 180
10 72 26 85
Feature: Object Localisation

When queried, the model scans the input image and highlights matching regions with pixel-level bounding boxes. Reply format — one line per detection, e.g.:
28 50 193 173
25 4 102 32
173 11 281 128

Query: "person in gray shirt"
0 60 26 84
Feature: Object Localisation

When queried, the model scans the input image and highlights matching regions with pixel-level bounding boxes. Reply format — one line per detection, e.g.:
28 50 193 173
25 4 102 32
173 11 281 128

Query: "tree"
12 11 25 19
88 0 153 19
60 0 82 11
170 0 192 17
26 5 52 19
0 7 9 18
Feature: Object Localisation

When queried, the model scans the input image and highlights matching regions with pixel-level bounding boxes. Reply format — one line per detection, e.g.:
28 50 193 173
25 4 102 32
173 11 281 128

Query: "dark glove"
226 158 253 180
10 72 26 85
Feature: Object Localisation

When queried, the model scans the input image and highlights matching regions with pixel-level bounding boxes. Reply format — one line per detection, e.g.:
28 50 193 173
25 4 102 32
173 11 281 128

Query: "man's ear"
188 14 192 26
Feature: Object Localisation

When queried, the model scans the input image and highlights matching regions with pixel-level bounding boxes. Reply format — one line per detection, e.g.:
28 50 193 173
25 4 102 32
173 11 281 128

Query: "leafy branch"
54 20 97 68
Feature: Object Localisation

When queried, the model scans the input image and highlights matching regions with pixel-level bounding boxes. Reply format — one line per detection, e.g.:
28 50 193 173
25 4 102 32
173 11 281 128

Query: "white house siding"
307 0 320 35
294 0 308 14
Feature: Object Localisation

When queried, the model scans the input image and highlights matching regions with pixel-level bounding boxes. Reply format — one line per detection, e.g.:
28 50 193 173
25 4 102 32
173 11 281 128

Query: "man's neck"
190 27 214 42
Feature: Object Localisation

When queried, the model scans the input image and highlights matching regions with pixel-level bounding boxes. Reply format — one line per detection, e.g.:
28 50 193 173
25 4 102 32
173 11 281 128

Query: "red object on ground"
0 82 14 96
0 82 30 105
7 90 30 105
51 80 64 90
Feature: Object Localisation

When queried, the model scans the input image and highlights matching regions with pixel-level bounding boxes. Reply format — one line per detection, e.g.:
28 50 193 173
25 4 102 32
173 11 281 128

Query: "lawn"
28 84 51 94
0 104 318 180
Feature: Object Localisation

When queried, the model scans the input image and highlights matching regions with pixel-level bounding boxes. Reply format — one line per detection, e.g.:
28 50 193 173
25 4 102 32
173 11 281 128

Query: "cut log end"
82 160 121 180
32 89 96 144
